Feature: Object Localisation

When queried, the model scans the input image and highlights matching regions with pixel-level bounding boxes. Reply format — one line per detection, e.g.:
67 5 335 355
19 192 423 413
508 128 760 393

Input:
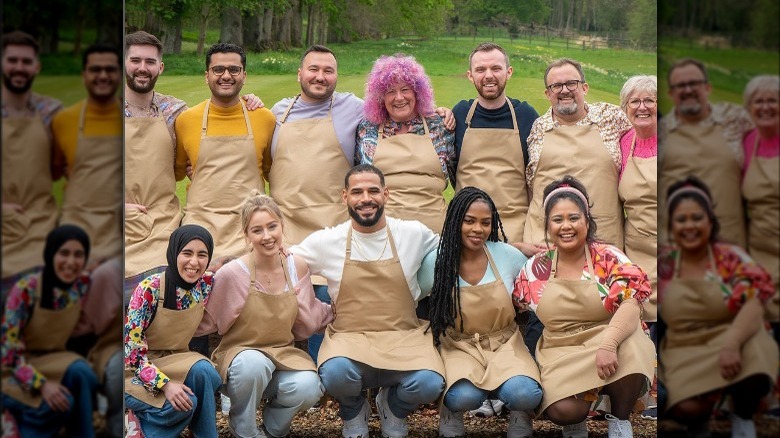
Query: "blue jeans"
2 359 98 438
319 356 444 420
307 285 331 362
125 359 221 438
443 376 543 412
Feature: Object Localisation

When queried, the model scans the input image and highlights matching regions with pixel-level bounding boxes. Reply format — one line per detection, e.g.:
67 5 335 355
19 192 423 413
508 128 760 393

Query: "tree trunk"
262 8 274 48
278 4 292 50
160 17 182 55
290 0 303 47
565 0 575 31
197 3 210 56
220 6 243 45
306 2 317 47
318 7 328 44
242 9 262 51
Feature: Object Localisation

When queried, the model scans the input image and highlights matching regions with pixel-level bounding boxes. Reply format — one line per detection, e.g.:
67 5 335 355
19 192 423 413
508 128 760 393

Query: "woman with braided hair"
418 187 542 438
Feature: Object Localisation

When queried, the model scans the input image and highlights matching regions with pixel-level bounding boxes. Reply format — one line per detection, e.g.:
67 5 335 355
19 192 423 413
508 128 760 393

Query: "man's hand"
242 94 265 111
435 107 456 131
162 381 194 411
125 203 148 214
41 381 71 412
186 160 194 179
512 242 548 257
2 203 24 214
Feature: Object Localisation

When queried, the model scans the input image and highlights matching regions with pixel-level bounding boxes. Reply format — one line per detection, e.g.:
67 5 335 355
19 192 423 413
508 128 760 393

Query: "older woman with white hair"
741 75 779 324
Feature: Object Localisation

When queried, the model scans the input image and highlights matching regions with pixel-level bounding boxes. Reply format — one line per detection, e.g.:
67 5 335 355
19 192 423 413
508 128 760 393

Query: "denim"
443 376 543 413
103 350 124 438
306 285 331 363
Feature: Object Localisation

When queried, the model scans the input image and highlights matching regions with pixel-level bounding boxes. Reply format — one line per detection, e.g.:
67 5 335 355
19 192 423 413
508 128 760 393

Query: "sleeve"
418 222 440 255
50 111 67 181
173 116 189 181
596 245 651 313
439 120 457 186
525 119 546 190
355 119 378 165
417 248 439 298
512 251 552 311
290 232 326 276
291 267 335 341
72 258 122 337
0 277 46 391
496 242 527 288
198 266 242 336
123 277 169 394
257 109 275 181
715 244 775 313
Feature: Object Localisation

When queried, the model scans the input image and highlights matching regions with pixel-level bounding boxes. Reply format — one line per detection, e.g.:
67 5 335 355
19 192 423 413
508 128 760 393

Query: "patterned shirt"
1 92 62 140
513 243 650 313
659 102 754 168
658 243 774 314
124 91 188 145
124 272 213 394
1 272 90 391
355 115 456 184
526 102 632 188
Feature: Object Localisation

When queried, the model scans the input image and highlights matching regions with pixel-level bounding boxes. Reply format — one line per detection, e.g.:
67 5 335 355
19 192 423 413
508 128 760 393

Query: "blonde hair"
620 75 657 112
743 75 779 107
240 190 284 235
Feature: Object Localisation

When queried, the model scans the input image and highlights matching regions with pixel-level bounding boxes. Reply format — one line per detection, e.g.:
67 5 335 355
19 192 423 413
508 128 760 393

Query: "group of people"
0 25 776 438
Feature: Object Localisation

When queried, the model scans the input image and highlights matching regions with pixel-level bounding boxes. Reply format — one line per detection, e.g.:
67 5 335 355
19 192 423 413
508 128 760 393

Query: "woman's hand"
595 348 618 380
718 343 742 380
41 380 72 412
162 381 194 411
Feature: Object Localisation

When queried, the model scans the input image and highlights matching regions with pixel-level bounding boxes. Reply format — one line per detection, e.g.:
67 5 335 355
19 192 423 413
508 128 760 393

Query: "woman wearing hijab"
123 224 221 438
1 224 98 437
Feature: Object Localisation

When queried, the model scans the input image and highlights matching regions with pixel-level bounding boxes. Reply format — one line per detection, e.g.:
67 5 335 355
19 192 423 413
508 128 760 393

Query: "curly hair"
363 53 435 125
666 176 720 243
542 175 599 247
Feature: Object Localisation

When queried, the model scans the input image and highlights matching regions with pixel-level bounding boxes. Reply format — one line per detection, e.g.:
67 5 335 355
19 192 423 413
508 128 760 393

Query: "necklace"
351 232 389 261
251 254 284 292
125 99 156 117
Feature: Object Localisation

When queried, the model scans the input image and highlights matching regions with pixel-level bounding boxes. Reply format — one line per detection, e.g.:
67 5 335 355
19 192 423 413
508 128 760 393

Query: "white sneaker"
342 398 370 438
221 392 231 416
605 414 633 438
730 413 756 438
469 399 505 417
376 388 409 438
438 405 465 437
561 420 588 438
507 410 534 438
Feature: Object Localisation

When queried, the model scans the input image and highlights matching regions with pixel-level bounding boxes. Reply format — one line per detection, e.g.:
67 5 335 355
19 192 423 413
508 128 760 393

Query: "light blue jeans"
443 376 543 413
319 356 444 420
124 359 221 438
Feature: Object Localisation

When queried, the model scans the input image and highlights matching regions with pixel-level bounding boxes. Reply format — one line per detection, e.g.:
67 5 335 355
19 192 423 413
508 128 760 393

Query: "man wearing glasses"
658 58 753 246
174 43 275 260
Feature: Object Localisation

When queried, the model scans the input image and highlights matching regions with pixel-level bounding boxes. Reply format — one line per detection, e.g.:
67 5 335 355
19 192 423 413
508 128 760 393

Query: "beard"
301 80 336 101
678 101 702 116
555 101 578 115
126 72 159 94
347 202 384 228
3 72 34 94
476 80 506 100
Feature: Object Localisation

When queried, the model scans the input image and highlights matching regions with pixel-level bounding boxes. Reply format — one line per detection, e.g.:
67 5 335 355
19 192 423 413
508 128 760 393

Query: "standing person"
658 177 777 437
513 176 654 438
523 58 631 250
174 43 276 260
659 58 754 247
419 187 542 438
356 54 455 234
52 43 123 268
452 43 541 256
1 31 62 294
1 225 98 438
197 192 333 437
124 225 221 438
292 164 445 438
741 75 779 324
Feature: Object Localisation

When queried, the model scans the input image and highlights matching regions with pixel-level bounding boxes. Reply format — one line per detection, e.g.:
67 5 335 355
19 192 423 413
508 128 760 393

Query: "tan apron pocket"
2 208 31 240
125 208 154 241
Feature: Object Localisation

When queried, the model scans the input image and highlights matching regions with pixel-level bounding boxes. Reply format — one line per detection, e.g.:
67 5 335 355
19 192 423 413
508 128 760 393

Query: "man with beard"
291 164 445 438
1 31 62 296
174 43 275 260
658 58 753 246
52 43 123 269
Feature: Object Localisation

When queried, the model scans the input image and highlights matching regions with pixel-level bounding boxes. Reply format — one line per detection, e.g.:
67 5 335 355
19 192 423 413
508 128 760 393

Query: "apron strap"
466 97 519 131
345 226 398 260
201 100 254 137
483 245 502 281
550 245 595 279
673 245 717 279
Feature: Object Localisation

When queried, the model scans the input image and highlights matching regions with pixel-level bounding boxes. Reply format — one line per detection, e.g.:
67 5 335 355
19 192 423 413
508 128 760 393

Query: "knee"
400 370 444 402
279 372 324 406
444 380 485 412
499 376 543 411
228 350 274 385
668 398 712 422
545 399 588 425
319 357 362 394
188 359 221 390
64 360 98 389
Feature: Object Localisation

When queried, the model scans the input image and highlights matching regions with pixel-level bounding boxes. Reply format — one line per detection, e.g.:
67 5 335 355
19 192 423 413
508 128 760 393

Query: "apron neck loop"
551 244 594 279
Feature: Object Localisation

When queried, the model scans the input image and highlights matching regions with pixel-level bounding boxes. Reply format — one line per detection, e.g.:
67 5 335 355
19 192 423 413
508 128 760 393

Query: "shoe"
221 392 232 416
376 388 409 437
561 420 588 438
605 414 633 437
438 405 465 437
342 398 370 438
729 413 756 438
640 406 657 420
507 410 533 438
468 399 505 417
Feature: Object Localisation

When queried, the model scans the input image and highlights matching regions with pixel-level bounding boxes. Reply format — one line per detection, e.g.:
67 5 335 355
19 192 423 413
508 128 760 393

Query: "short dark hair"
2 31 39 54
300 44 336 67
206 43 246 69
667 57 708 84
344 164 385 188
82 43 121 69
544 58 586 86
469 42 509 68
125 30 163 57
666 176 720 243
542 175 599 246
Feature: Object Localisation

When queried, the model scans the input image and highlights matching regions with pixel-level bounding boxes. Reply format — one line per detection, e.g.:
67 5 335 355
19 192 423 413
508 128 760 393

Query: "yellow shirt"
51 99 122 171
174 100 275 181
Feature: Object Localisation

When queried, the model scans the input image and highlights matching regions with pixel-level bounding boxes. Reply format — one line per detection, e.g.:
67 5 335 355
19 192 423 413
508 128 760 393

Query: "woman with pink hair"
356 53 455 234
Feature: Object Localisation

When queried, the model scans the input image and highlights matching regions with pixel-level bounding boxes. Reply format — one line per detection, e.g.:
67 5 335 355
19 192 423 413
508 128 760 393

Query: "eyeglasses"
210 65 243 76
86 65 119 74
546 80 582 93
669 80 706 91
627 98 657 109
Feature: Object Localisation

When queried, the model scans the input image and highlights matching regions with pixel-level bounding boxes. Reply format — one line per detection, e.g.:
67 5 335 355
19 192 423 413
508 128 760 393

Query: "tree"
627 0 657 49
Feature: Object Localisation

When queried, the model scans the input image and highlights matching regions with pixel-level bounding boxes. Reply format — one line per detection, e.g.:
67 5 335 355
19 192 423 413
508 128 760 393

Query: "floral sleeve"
355 118 379 165
123 275 169 394
0 276 46 391
593 244 651 313
512 250 554 311
713 243 775 313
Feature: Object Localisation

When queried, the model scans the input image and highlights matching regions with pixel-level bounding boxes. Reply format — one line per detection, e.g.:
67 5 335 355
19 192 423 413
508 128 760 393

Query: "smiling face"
668 64 712 120
298 51 337 103
748 88 779 134
83 52 120 103
245 209 283 257
2 44 40 95
53 239 86 284
626 90 657 135
343 171 388 232
670 198 712 253
205 52 246 105
468 49 512 103
125 44 163 94
544 63 588 121
546 198 588 253
383 82 417 122
176 239 209 283
461 200 492 253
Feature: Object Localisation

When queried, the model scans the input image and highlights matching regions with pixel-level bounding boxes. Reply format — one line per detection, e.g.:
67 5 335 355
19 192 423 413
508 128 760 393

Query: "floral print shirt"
124 91 187 145
512 243 650 312
1 272 89 391
124 272 213 395
657 243 774 313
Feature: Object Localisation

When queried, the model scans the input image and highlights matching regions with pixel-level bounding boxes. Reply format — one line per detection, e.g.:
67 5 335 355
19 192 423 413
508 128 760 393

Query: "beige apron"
534 248 654 414
1 276 85 407
181 101 262 259
59 102 123 262
618 133 658 322
269 95 351 246
439 247 540 393
124 273 213 408
523 125 624 249
124 116 184 277
372 118 447 233
660 124 746 247
1 115 59 277
741 135 779 322
317 227 445 376
87 308 123 383
212 254 316 381
455 99 529 242
659 248 778 411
